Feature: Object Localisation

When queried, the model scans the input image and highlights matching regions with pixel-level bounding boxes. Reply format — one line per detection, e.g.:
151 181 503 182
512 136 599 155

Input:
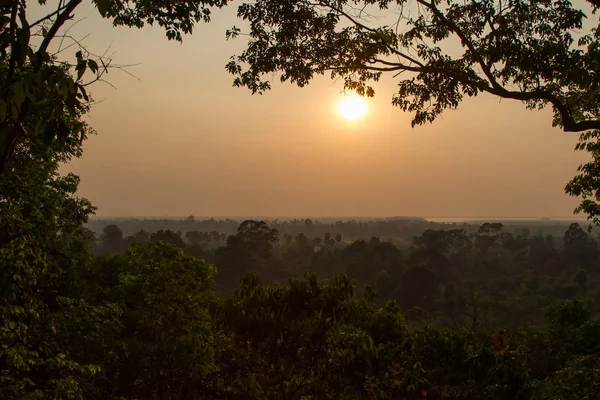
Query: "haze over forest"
47 1 588 219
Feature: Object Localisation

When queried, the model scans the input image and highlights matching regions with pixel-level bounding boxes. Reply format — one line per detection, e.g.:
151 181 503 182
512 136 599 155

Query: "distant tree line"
86 219 600 330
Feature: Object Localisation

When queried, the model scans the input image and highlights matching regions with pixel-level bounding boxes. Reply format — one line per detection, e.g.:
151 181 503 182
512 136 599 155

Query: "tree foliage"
3 0 600 397
0 0 227 173
0 0 228 397
226 0 600 222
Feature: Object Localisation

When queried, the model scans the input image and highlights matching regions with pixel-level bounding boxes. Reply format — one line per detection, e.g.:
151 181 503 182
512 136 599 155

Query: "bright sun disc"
338 95 367 121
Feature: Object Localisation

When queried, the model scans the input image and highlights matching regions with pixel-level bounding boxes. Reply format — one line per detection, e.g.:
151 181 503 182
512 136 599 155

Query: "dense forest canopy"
7 210 600 398
2 0 600 398
85 216 582 240
85 218 600 328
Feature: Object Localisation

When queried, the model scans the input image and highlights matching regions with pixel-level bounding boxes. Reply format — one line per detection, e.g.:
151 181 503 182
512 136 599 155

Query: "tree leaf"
0 99 6 121
96 0 110 17
76 61 87 81
34 118 43 136
13 82 26 108
88 59 99 74
80 86 89 102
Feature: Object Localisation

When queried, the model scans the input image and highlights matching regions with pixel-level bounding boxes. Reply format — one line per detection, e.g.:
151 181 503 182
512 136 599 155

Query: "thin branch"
56 17 87 54
37 0 82 56
303 0 426 68
52 32 91 55
409 0 599 131
30 3 70 28
7 0 19 80
416 0 500 89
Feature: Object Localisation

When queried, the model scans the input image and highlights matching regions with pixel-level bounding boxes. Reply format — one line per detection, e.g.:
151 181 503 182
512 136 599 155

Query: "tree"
218 273 383 399
100 223 124 254
0 82 101 398
81 227 99 253
375 270 395 298
397 265 437 310
0 0 227 174
282 232 315 275
94 242 218 399
323 232 334 246
0 2 231 396
475 223 504 254
564 223 589 246
414 229 470 256
150 229 186 248
215 220 281 289
341 240 368 281
235 220 280 256
226 0 600 222
124 229 150 247
185 230 206 247
563 223 598 270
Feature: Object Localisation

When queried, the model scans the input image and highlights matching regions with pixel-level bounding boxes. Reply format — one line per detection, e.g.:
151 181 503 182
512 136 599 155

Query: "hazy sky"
51 1 589 218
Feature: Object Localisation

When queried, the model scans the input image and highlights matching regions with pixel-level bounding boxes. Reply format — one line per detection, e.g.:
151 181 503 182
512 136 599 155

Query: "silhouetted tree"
227 0 600 223
563 223 598 270
100 224 124 255
215 220 281 289
150 229 186 249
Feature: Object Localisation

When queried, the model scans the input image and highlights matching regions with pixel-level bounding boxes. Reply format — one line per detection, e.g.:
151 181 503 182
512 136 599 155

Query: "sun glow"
337 94 367 121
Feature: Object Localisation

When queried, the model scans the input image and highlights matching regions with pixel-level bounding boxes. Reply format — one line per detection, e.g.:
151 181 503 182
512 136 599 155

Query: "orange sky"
50 1 589 218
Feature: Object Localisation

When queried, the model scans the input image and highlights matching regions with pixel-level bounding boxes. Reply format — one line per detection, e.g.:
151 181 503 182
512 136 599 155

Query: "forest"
3 0 600 398
6 214 600 398
86 218 600 330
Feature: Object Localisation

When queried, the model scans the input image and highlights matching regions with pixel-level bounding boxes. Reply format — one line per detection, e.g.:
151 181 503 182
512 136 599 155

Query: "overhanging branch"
484 86 600 132
37 0 82 56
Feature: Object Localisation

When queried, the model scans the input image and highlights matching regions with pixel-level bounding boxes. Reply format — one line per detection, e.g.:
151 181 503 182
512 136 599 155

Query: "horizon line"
88 215 588 220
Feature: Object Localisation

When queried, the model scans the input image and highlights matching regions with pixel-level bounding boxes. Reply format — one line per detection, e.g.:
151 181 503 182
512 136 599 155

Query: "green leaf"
57 78 70 100
34 118 43 136
17 13 30 65
0 99 6 121
13 82 26 108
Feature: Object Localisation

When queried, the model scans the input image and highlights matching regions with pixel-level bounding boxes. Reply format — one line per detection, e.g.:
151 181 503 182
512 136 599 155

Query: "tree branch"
37 0 82 56
30 3 70 28
7 0 19 80
411 0 600 132
482 86 600 132
416 0 501 91
586 0 600 9
305 0 425 68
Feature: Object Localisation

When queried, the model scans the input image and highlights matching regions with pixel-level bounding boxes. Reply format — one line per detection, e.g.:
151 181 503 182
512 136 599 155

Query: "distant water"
90 215 588 224
424 216 588 223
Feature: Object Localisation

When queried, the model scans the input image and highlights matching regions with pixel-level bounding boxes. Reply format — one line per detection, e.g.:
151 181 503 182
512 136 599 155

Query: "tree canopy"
0 0 228 175
226 0 600 223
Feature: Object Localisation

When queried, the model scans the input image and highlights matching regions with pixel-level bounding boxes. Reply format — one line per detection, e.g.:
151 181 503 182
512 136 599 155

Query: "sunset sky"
49 1 589 218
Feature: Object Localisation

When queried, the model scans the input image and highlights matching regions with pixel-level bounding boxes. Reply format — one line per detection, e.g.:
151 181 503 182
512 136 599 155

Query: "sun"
337 94 367 121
